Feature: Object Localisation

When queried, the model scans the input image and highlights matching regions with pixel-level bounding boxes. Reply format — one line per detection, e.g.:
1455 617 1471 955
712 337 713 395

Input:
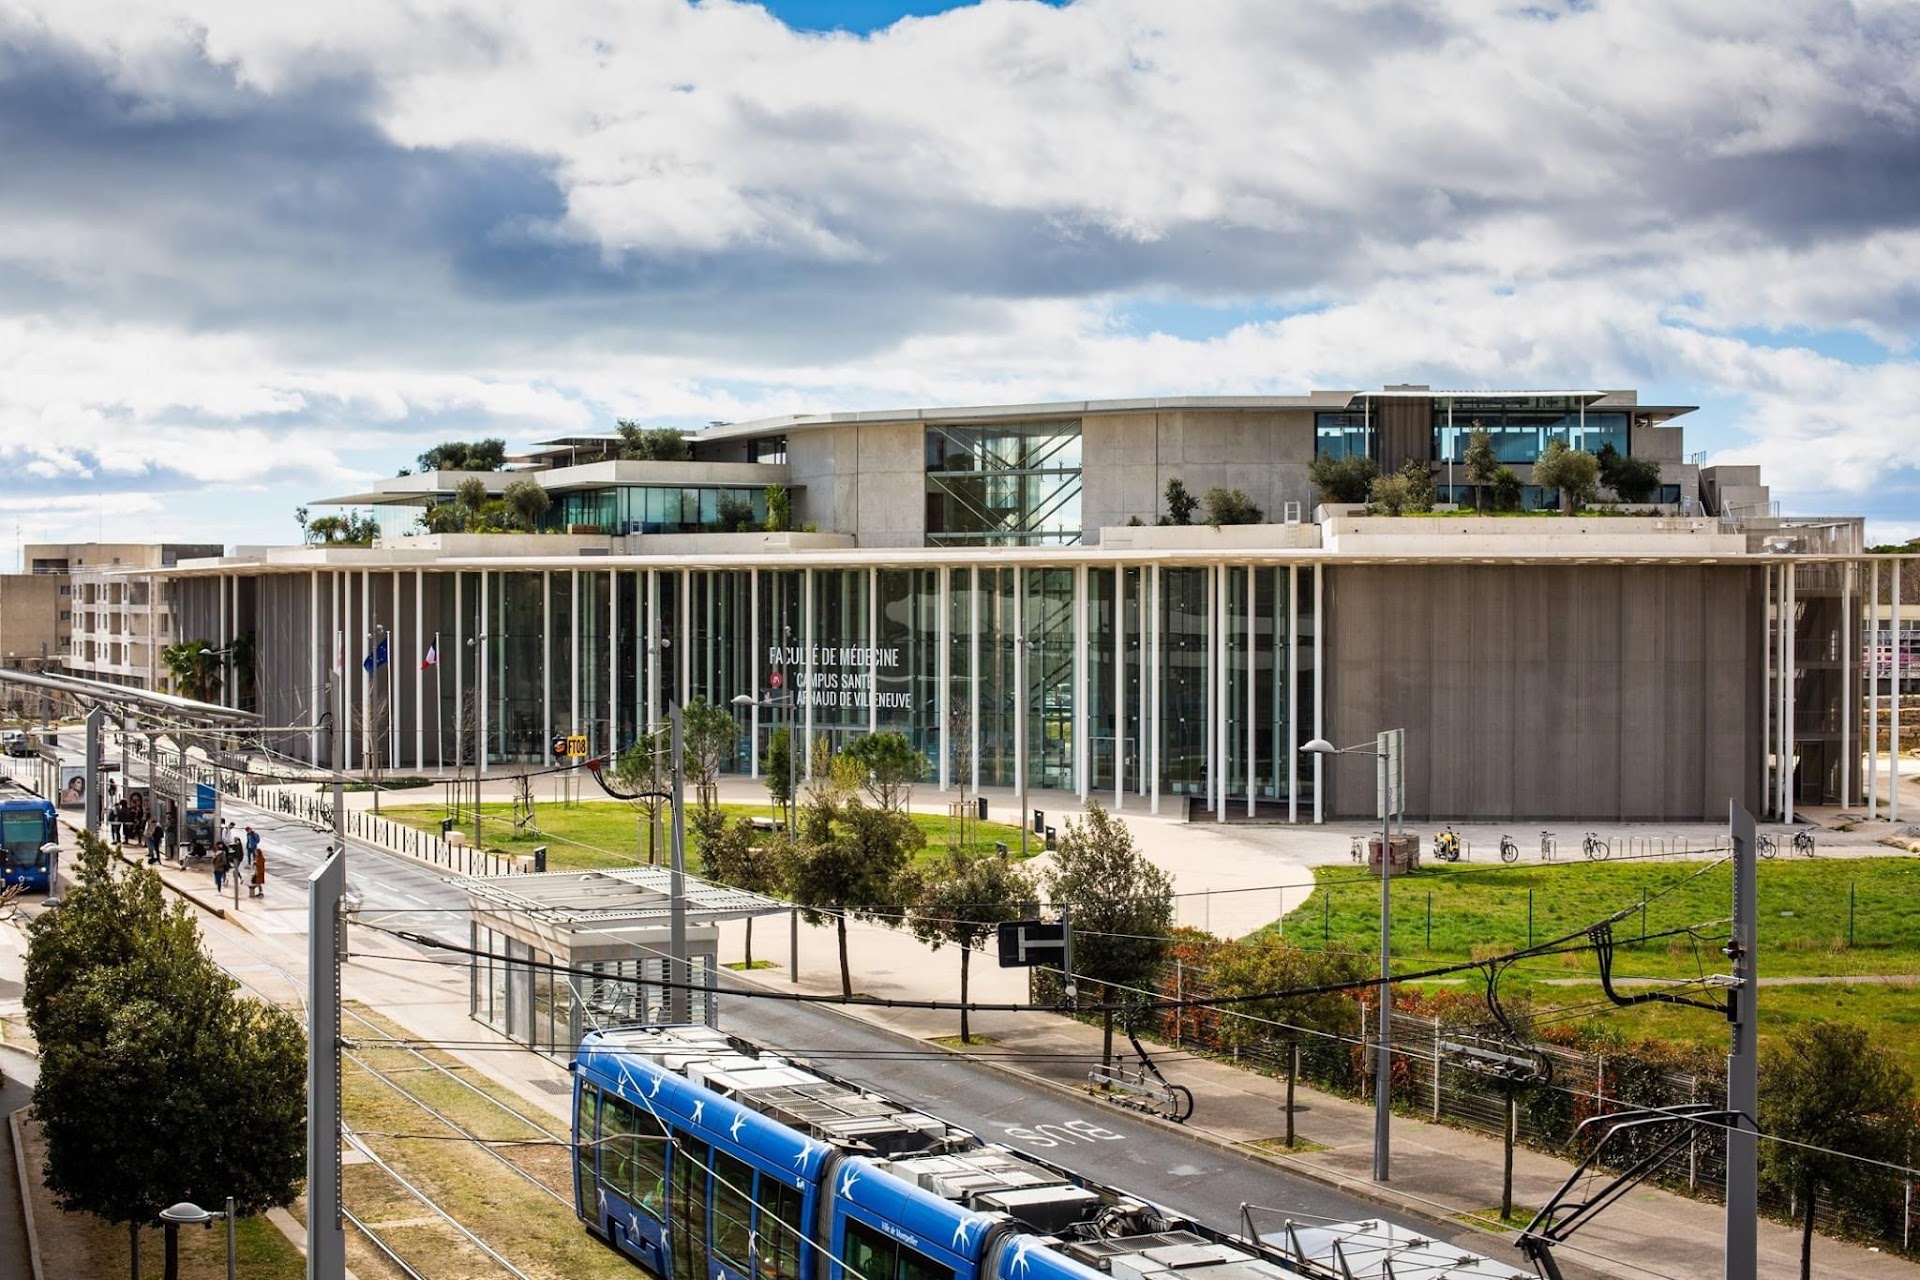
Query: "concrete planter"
1321 515 1745 556
1097 523 1321 551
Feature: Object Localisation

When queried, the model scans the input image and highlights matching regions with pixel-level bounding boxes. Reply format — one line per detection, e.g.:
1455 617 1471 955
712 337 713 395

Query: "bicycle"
1499 833 1520 863
1434 826 1462 862
1582 831 1610 861
1539 830 1556 862
1757 833 1777 860
1792 828 1816 858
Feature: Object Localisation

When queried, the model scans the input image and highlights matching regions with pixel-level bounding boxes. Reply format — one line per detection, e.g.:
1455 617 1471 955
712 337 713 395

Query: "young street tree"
1533 439 1600 515
1760 1021 1918 1280
681 698 737 810
842 730 924 811
692 807 784 967
903 848 1035 1043
25 836 305 1277
763 725 794 825
1463 425 1498 512
1043 801 1173 1066
779 778 923 998
609 728 671 864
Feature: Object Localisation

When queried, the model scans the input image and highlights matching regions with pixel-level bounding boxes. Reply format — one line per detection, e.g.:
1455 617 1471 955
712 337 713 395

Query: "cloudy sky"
2 0 1917 559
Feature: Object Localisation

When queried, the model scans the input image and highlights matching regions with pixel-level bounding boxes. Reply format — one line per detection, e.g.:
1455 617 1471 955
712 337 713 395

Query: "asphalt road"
716 982 1468 1245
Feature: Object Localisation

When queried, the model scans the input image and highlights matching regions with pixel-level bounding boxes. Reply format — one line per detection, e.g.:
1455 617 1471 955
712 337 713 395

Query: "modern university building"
145 386 1915 825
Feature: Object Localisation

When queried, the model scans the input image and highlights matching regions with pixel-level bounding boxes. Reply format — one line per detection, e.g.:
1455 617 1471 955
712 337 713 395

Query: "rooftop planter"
1320 514 1746 556
1097 523 1321 551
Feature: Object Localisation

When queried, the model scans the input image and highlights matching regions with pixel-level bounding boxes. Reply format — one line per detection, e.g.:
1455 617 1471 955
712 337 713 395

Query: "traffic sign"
770 670 784 689
996 919 1066 968
566 734 588 759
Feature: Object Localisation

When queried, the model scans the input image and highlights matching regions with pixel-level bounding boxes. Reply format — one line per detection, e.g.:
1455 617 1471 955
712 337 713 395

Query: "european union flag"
362 636 389 674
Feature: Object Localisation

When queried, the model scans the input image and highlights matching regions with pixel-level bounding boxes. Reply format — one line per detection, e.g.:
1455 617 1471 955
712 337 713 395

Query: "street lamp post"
731 690 796 837
157 1198 234 1280
1304 728 1404 1184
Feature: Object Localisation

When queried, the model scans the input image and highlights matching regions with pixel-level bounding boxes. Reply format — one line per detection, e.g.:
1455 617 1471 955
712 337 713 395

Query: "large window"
1432 400 1628 464
925 419 1082 546
1314 412 1372 460
843 1220 955 1280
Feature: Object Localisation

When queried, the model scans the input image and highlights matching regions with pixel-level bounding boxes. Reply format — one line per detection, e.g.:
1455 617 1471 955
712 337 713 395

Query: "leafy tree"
1307 453 1378 504
903 848 1035 1042
715 493 756 532
303 514 345 545
1533 439 1600 515
455 476 490 521
1366 472 1412 516
1491 467 1523 512
1163 477 1197 526
418 438 507 471
293 505 309 538
421 502 466 534
1207 937 1368 1052
1043 801 1173 1065
503 478 552 531
609 728 671 864
1398 458 1436 512
1760 1022 1918 1280
842 730 924 811
778 786 922 997
616 420 692 461
1463 424 1498 511
764 483 792 533
695 808 784 966
1596 443 1664 505
680 698 737 810
161 639 222 703
763 725 794 824
25 837 306 1276
1202 487 1263 528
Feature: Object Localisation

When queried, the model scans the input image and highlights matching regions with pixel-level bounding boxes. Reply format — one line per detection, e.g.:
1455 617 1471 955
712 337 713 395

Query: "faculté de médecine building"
138 386 1908 824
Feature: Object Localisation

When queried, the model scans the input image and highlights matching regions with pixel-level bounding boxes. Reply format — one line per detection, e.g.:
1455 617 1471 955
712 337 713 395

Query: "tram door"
671 1139 711 1280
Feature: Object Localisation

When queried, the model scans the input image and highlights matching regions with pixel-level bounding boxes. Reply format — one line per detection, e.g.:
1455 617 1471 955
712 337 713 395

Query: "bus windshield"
1 813 51 868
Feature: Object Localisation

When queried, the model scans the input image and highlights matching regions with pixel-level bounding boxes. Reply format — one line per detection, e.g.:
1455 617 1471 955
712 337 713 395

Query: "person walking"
108 800 124 845
249 842 267 898
213 843 229 894
145 818 162 865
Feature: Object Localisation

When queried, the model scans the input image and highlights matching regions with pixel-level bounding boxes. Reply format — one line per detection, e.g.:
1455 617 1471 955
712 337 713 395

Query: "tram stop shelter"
455 866 787 1057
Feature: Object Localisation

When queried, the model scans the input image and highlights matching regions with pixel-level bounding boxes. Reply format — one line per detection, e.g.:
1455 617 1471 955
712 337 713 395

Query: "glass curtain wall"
492 571 545 762
551 572 573 742
806 569 869 762
1026 568 1075 791
975 569 1018 786
925 420 1084 547
1088 568 1117 791
948 568 975 789
876 569 942 770
1159 568 1209 798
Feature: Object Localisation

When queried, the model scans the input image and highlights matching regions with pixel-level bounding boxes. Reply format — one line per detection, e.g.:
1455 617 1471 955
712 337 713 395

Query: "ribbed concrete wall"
1324 564 1765 821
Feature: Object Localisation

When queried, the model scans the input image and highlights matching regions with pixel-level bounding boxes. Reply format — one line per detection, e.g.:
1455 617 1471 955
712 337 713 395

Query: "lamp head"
729 694 755 707
1301 738 1339 755
158 1201 217 1226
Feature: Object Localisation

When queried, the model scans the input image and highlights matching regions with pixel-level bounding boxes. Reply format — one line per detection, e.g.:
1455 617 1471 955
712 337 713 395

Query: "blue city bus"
0 797 57 891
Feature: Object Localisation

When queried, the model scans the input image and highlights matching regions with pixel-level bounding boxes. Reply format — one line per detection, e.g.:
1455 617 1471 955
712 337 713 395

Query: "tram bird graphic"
952 1219 979 1250
837 1166 860 1201
730 1112 747 1141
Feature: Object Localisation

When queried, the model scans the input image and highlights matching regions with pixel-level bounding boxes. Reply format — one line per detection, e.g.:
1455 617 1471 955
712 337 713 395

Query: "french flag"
421 639 439 671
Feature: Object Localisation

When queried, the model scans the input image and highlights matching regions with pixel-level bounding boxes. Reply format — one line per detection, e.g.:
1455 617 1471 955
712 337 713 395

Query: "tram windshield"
2 812 52 868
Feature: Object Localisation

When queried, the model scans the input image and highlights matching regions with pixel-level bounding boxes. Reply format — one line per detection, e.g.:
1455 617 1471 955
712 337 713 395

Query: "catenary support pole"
84 705 103 838
1726 801 1759 1280
1374 728 1393 1183
668 703 689 1024
306 845 346 1280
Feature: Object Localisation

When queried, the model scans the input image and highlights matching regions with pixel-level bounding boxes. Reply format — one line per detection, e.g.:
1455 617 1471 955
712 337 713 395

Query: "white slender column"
1841 561 1853 808
969 567 980 795
1288 564 1299 824
1312 564 1324 823
1113 565 1126 812
217 573 229 707
359 569 371 773
309 571 321 762
569 569 581 738
1136 573 1148 798
391 571 402 767
607 568 619 756
414 569 425 769
678 568 692 712
937 566 950 792
1073 563 1088 800
1893 564 1904 824
749 568 761 777
1784 563 1796 823
453 572 464 776
802 569 816 773
646 570 659 732
868 566 879 735
1213 563 1226 822
478 570 490 776
1869 561 1881 819
1149 564 1161 816
1761 564 1774 815
1246 565 1256 818
1014 569 1026 809
541 570 552 749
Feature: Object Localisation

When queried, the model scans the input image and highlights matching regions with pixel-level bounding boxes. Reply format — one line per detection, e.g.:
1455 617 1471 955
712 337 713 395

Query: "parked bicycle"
1539 830 1556 861
1434 826 1462 862
1582 831 1610 861
1757 833 1777 860
1499 833 1520 863
1793 828 1816 858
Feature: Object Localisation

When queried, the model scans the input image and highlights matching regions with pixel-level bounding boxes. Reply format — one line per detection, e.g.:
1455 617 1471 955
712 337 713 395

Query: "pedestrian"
108 800 124 845
146 819 162 865
213 845 228 894
250 843 267 898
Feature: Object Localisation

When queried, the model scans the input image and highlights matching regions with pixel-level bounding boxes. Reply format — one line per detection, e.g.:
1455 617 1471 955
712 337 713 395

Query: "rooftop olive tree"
1533 439 1600 515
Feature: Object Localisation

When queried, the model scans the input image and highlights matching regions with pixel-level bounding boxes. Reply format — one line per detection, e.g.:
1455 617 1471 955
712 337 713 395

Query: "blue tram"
574 1026 1377 1280
0 796 57 891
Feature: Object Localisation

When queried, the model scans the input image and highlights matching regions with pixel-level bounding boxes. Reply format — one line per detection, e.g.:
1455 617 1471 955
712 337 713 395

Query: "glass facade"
1432 400 1628 465
416 560 1325 815
924 419 1083 546
1314 412 1372 460
548 486 769 535
471 922 714 1056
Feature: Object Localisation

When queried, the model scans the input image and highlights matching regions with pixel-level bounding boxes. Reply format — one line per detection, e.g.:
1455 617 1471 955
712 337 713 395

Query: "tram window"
844 1219 896 1280
601 1097 638 1201
712 1150 754 1268
631 1105 668 1216
575 1085 599 1208
758 1180 805 1280
899 1250 954 1280
671 1138 711 1280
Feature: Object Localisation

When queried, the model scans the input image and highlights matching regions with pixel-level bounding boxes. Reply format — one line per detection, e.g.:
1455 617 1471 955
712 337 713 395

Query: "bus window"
712 1150 754 1269
843 1220 895 1280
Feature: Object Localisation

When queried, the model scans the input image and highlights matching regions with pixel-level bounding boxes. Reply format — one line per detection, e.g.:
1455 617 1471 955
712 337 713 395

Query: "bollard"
1528 888 1534 950
1849 882 1856 948
1426 891 1432 950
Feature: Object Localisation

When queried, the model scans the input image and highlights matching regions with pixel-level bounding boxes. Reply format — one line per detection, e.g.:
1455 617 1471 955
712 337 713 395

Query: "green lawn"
1280 857 1920 980
380 799 1029 874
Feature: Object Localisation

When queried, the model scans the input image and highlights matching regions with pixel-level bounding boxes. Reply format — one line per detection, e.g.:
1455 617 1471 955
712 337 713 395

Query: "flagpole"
433 631 443 774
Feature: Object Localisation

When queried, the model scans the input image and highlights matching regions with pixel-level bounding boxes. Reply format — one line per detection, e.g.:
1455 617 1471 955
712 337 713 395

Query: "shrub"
1309 454 1378 504
1203 487 1263 527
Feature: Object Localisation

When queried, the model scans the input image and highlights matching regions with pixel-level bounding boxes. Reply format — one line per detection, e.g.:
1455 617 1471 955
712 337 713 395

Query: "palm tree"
161 640 223 704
